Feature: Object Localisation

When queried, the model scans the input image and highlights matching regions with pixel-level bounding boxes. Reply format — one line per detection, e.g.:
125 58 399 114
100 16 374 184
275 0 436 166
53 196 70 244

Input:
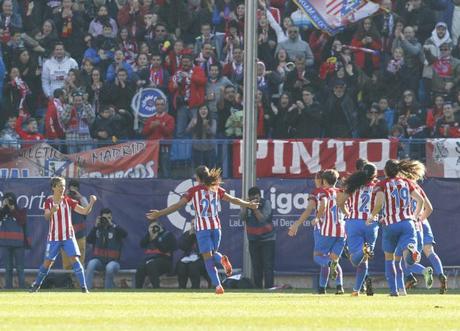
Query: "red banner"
232 139 399 178
0 141 159 178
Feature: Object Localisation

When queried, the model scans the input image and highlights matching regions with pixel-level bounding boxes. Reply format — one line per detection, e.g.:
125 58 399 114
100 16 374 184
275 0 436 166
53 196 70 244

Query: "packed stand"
0 0 460 161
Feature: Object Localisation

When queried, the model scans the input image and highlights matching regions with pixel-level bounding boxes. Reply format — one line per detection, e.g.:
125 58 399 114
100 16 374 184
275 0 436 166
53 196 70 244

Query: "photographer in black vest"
135 220 177 288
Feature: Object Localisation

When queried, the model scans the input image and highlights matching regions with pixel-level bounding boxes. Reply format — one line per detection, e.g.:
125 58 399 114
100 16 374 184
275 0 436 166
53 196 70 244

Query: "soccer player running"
146 166 258 294
338 163 379 296
365 160 424 296
288 171 344 294
313 170 346 294
30 177 97 293
398 161 447 294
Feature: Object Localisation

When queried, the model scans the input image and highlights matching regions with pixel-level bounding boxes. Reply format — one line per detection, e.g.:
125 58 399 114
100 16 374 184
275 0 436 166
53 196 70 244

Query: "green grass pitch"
1 290 459 330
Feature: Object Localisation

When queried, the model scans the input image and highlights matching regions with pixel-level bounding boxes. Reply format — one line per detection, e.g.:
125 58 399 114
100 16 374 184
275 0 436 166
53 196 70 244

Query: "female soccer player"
366 160 424 296
288 171 344 294
30 177 97 293
339 163 379 296
399 161 447 294
314 169 346 294
146 166 258 294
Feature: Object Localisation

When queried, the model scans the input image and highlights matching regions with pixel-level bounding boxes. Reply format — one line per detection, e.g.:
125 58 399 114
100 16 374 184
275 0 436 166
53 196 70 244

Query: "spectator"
44 88 66 142
142 97 175 178
426 94 445 135
0 192 28 289
86 208 128 289
383 46 412 105
205 63 232 119
63 69 86 98
14 49 41 105
257 12 277 70
106 49 135 83
15 114 44 142
267 92 294 139
425 42 460 98
351 17 382 75
241 186 275 289
24 19 59 58
135 220 177 288
401 0 436 42
117 0 147 38
323 80 357 138
41 42 78 99
146 22 173 56
222 46 244 88
90 105 117 142
216 84 242 136
88 5 118 38
378 97 396 132
283 55 318 101
194 23 225 61
3 67 32 116
95 25 118 66
434 102 460 137
60 91 96 153
222 21 244 64
101 68 136 111
274 47 290 81
135 11 157 44
186 104 217 169
87 68 104 114
117 26 137 66
275 25 314 65
288 88 323 138
176 228 210 289
165 39 184 75
224 105 243 138
61 180 89 271
168 54 207 138
358 102 389 138
0 0 22 45
443 0 460 46
0 115 20 149
392 25 424 93
196 42 219 77
143 52 170 92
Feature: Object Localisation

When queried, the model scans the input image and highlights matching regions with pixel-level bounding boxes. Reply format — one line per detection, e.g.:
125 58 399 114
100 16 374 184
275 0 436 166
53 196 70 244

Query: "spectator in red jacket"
45 88 66 141
168 54 207 138
15 115 44 142
435 102 460 138
351 17 382 75
142 97 175 177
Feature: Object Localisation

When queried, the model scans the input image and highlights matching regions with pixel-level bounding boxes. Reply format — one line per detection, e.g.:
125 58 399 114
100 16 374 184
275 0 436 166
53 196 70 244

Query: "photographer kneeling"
0 193 28 288
135 220 177 288
86 208 127 289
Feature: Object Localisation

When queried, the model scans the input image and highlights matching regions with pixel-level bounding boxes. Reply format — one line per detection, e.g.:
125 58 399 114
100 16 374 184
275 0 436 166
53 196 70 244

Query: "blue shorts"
313 228 320 252
395 229 423 257
382 220 416 254
315 235 345 257
196 229 221 254
44 238 80 261
422 220 435 245
345 219 379 255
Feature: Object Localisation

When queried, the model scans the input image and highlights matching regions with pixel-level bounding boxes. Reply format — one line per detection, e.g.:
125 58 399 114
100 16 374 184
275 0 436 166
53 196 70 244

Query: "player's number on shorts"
359 192 370 213
200 198 218 217
391 187 410 209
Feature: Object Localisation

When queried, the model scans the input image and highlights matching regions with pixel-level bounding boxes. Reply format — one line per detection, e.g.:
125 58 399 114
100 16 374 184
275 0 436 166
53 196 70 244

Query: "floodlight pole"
242 0 258 279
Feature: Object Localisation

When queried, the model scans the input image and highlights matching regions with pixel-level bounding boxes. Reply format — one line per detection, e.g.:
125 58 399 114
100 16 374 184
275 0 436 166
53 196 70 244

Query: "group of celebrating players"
29 159 447 296
287 158 447 296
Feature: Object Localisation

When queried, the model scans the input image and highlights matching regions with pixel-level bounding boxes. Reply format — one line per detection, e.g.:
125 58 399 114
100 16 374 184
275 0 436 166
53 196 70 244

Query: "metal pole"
242 0 258 279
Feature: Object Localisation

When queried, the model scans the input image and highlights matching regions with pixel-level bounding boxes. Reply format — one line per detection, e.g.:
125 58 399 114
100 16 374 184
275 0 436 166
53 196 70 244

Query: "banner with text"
232 139 398 178
426 139 460 178
1 178 458 274
0 141 159 178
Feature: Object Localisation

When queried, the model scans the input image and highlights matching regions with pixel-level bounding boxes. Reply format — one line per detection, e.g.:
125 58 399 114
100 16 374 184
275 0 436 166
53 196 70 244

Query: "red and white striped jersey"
411 183 427 232
44 196 78 241
318 187 345 237
346 182 377 221
308 188 327 230
375 177 416 226
183 185 226 231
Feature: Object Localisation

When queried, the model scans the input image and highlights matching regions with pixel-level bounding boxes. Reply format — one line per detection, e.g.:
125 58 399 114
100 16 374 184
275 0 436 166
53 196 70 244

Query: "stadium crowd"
0 0 459 160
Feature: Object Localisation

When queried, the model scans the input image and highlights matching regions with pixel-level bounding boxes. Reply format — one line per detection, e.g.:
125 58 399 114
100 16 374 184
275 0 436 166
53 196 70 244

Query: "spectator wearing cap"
41 42 78 99
168 54 207 138
60 91 96 153
275 25 314 66
434 102 460 137
425 41 460 98
323 79 357 138
358 102 389 138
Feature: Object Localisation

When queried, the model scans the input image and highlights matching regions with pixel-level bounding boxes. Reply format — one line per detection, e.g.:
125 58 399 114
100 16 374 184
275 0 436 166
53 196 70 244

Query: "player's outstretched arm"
75 195 97 215
366 191 383 225
288 200 316 237
222 193 258 209
146 197 189 221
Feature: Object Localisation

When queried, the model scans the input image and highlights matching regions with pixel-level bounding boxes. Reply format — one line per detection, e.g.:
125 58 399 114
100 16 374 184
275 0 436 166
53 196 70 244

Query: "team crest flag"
293 0 380 35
